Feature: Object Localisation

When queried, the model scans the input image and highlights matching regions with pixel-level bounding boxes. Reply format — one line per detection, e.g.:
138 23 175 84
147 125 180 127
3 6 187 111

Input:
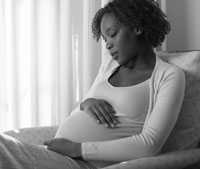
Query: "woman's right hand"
80 98 120 128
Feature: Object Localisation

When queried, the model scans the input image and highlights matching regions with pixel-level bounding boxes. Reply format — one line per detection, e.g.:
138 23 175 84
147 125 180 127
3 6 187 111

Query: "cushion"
156 50 200 152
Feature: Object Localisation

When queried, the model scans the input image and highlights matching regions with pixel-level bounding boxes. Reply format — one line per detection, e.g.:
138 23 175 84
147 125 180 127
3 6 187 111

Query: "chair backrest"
157 51 200 152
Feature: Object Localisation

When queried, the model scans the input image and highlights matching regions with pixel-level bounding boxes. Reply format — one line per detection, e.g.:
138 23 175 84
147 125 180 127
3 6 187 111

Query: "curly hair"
91 0 171 47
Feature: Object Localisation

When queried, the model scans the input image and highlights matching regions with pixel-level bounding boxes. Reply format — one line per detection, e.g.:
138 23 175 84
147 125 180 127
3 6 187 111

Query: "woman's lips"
111 52 118 60
113 55 118 60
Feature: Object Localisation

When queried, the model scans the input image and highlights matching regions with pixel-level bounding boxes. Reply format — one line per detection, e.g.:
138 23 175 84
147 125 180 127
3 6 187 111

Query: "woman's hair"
91 0 171 47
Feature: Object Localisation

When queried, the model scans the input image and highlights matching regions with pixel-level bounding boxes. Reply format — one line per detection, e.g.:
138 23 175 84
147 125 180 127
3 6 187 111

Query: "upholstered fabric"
157 51 200 152
101 148 200 169
157 51 200 78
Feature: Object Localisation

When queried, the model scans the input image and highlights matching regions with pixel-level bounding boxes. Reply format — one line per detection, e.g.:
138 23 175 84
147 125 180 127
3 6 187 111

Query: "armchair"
3 50 200 169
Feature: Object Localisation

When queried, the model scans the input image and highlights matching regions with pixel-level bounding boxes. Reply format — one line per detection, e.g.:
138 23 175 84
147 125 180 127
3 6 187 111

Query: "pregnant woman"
0 0 185 169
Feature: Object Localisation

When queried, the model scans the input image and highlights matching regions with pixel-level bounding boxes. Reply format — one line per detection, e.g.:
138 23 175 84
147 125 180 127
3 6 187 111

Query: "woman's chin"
112 56 122 66
114 57 121 64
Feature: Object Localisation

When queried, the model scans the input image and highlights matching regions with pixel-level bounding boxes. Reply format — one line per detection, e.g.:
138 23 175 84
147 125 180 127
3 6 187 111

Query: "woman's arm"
70 61 105 115
71 55 118 116
81 67 186 162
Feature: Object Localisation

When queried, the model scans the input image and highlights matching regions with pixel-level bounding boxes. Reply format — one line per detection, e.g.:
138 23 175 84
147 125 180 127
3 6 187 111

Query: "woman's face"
100 13 140 66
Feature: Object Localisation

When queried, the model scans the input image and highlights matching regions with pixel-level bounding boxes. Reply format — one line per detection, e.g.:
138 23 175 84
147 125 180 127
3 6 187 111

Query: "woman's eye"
101 36 106 42
110 32 117 37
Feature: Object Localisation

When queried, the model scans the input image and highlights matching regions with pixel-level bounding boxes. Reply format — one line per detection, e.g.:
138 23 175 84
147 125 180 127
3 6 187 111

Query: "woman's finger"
96 105 116 128
46 145 63 155
100 102 119 124
92 105 107 124
86 107 102 124
103 101 116 114
97 105 113 127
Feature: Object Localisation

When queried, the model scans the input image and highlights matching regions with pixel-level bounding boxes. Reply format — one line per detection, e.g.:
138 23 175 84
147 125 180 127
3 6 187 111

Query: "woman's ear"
134 27 142 35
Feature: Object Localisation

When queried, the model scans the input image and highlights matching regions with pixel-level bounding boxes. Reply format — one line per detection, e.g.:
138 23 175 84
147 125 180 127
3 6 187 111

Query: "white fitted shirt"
55 54 186 168
55 70 149 141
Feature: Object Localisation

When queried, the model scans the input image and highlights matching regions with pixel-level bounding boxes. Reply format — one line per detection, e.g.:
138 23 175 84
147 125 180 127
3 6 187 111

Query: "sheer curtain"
0 0 103 131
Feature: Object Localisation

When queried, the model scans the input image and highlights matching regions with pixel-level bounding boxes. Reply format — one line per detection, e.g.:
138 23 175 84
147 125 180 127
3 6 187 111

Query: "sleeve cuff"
81 142 99 160
81 143 86 159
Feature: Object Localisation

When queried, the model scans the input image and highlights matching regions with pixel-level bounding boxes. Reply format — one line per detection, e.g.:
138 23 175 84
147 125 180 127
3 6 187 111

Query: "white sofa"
4 50 200 169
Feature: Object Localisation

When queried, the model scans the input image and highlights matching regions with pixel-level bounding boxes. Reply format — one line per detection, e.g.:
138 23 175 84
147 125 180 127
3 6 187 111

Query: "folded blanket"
0 133 94 169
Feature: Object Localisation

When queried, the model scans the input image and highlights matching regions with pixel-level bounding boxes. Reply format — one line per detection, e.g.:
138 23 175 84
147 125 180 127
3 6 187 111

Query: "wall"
164 0 200 51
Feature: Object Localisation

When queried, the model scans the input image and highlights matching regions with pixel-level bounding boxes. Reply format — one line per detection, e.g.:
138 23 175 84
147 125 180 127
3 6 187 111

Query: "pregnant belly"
55 110 142 143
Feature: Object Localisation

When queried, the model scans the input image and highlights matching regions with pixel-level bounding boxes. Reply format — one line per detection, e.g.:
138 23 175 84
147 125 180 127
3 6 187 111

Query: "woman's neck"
121 47 156 72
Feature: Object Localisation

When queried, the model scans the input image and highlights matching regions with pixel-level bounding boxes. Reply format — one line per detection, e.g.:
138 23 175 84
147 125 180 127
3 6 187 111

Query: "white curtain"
0 0 102 131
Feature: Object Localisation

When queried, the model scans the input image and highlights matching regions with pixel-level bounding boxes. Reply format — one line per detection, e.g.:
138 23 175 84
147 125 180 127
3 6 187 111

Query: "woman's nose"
106 41 113 50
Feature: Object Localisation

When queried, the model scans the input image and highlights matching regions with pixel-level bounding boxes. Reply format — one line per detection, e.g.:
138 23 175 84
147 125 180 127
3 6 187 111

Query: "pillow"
156 51 200 152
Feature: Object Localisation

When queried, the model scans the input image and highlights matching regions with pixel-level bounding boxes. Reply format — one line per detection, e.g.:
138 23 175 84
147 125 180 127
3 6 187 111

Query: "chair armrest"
3 126 58 145
101 148 200 169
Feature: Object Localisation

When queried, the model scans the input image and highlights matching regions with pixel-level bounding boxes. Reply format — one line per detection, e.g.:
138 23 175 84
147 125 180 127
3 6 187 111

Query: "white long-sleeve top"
55 66 150 139
55 53 186 168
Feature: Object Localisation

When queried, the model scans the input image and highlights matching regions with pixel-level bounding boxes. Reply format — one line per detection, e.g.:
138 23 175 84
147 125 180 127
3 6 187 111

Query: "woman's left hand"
44 138 82 158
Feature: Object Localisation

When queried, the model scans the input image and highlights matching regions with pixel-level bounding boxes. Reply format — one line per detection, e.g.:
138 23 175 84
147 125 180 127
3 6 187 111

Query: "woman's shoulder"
156 55 186 82
156 54 184 73
101 52 185 81
156 52 185 74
